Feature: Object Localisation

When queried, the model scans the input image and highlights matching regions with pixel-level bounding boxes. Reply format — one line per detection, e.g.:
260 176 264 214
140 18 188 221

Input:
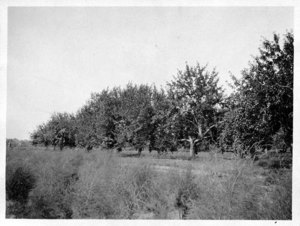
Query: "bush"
6 164 36 218
6 166 36 204
113 164 165 218
23 150 83 219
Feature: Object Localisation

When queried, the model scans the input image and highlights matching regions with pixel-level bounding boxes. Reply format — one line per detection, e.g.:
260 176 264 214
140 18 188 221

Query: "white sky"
7 7 293 140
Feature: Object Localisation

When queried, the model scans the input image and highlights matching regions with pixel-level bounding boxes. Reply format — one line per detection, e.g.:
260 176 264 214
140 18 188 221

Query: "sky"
7 7 293 140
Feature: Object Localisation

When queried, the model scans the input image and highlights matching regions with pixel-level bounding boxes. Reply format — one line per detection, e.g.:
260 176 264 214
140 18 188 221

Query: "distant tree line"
30 32 293 157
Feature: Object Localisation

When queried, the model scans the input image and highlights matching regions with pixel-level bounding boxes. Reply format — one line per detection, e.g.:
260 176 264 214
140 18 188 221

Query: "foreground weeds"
6 146 292 219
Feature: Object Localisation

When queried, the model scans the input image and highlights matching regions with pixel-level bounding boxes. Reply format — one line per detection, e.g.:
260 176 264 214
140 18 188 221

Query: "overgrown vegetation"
6 145 291 219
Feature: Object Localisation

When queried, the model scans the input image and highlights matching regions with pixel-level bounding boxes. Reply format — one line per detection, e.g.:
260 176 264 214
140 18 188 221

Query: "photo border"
0 1 299 226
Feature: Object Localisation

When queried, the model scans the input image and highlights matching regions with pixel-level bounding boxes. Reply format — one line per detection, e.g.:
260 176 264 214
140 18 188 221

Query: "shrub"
6 164 36 218
6 166 36 204
114 164 160 218
26 151 83 219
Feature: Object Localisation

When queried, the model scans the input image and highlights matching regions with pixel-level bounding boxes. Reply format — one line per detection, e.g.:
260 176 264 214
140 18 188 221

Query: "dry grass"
6 145 292 219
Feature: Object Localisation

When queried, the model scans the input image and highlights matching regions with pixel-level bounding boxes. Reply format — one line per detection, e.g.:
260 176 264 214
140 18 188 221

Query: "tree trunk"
197 124 203 138
188 136 195 158
138 148 142 156
59 138 64 151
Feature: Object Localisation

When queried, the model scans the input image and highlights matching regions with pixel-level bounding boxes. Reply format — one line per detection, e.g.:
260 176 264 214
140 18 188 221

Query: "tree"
75 90 119 150
31 112 76 150
114 83 153 153
133 105 156 154
150 89 179 154
221 31 293 155
168 63 224 157
31 123 50 147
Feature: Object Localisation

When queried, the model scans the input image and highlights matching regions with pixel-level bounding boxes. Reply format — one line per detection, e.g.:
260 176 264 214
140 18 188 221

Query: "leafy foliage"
31 112 76 150
167 64 224 156
30 31 293 158
6 166 36 204
220 32 293 154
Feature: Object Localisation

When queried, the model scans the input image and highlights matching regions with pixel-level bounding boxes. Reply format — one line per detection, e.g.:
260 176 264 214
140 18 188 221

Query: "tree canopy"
167 64 224 157
31 31 293 157
219 32 293 155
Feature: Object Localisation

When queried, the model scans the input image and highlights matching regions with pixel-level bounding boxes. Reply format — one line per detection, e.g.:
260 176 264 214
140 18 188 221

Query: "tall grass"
6 146 292 219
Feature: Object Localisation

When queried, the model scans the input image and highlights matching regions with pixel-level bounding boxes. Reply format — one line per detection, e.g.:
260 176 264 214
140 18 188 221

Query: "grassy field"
6 145 292 219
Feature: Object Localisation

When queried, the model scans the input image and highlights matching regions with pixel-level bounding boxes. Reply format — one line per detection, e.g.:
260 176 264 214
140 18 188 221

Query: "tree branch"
203 124 217 136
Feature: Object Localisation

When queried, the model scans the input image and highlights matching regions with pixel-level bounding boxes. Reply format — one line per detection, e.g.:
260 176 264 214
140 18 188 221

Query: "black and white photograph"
0 0 299 223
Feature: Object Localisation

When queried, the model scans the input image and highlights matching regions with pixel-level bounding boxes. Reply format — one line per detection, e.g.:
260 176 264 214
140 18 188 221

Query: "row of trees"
31 32 293 157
